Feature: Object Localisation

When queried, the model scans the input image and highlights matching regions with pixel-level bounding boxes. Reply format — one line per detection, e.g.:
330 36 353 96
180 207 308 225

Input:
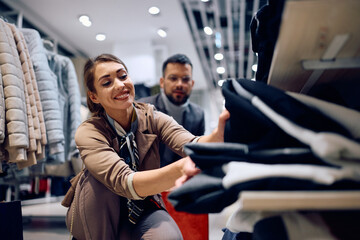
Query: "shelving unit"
236 0 360 238
267 0 360 93
239 191 360 211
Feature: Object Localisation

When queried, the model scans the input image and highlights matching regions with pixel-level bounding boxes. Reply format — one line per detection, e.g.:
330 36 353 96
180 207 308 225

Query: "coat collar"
133 102 157 166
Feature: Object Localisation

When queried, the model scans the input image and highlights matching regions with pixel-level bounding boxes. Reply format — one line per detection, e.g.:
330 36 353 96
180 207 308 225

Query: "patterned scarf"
107 108 144 224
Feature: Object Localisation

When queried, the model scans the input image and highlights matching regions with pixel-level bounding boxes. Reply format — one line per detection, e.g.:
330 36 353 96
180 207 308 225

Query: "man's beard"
166 93 189 106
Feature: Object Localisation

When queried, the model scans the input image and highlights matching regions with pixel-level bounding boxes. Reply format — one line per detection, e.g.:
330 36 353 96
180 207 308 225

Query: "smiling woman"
63 53 230 239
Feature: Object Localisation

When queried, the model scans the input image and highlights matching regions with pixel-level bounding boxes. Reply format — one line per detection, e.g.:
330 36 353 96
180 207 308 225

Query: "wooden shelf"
240 191 360 211
267 0 360 93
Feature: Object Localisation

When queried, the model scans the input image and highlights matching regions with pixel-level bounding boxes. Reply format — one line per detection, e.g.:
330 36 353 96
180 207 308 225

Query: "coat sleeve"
75 121 139 199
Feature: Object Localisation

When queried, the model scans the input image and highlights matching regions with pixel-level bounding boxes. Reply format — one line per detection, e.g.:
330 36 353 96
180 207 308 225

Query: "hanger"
42 38 58 53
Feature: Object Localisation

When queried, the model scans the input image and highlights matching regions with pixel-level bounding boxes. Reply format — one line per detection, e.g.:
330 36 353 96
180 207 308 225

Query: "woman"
65 53 230 240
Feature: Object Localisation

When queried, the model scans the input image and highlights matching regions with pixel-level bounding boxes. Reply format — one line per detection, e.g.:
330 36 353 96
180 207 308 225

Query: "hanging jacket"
7 23 47 164
46 51 81 161
0 19 28 163
0 63 4 145
7 23 38 168
20 28 65 164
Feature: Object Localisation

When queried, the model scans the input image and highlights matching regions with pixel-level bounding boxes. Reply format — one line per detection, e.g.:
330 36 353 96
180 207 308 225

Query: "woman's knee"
135 210 183 240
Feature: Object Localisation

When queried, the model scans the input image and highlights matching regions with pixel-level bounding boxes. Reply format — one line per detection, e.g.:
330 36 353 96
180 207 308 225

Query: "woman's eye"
101 80 111 87
119 74 128 80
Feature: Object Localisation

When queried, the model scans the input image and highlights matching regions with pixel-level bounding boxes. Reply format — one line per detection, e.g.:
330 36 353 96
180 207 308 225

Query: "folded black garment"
168 171 360 214
222 79 352 148
238 78 351 137
184 142 336 170
252 216 288 240
167 169 228 214
222 80 304 149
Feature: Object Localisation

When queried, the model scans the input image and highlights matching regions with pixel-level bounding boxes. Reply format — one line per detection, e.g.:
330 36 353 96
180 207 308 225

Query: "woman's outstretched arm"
132 109 230 197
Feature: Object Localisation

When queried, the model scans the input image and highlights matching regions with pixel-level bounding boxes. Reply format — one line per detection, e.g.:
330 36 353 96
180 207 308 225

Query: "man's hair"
162 53 193 76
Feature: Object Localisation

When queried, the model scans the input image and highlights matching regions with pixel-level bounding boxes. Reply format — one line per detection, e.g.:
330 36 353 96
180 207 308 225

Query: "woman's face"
89 61 135 116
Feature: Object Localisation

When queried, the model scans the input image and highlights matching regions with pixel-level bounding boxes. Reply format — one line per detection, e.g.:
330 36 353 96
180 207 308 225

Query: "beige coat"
63 102 196 207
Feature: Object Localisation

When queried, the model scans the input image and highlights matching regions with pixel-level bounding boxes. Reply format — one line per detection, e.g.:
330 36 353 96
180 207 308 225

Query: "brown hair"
83 53 128 116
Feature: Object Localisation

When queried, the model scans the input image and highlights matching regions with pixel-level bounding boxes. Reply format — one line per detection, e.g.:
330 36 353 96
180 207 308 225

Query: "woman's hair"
83 53 128 116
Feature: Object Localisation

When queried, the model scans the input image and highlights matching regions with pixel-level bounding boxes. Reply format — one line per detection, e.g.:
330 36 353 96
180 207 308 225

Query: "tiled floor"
20 196 238 240
21 197 70 240
23 216 69 240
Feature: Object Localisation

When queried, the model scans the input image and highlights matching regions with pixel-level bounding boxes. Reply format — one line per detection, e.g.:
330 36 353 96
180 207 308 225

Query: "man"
138 53 205 167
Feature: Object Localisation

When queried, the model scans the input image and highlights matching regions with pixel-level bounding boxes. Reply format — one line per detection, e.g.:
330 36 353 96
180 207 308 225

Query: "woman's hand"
175 156 200 188
198 109 230 143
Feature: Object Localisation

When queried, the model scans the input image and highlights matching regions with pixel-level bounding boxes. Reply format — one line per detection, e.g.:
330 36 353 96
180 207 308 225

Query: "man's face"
160 63 194 105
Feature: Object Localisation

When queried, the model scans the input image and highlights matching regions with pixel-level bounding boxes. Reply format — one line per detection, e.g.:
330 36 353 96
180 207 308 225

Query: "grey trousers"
66 170 183 240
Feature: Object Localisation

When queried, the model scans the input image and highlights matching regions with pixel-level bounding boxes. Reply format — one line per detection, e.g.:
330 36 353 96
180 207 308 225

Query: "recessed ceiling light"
204 26 213 35
79 15 92 27
157 28 167 38
201 0 210 2
96 33 106 41
148 6 160 15
214 53 224 61
252 64 258 72
216 67 225 74
217 79 225 86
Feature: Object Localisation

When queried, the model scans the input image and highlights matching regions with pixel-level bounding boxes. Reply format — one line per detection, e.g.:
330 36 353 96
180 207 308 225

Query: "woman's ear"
88 91 99 103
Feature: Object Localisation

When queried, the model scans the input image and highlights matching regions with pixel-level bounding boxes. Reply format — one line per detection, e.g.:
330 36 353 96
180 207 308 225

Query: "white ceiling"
2 0 209 89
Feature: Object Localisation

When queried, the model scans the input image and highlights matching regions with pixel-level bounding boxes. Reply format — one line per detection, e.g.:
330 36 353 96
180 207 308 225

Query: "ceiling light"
157 28 167 38
201 0 210 2
214 53 224 61
216 67 225 74
79 15 92 27
148 6 160 15
95 33 106 41
252 64 258 72
218 79 225 86
204 26 213 35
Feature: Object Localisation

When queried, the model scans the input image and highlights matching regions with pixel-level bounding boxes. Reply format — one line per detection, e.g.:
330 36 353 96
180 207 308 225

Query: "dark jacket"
138 93 205 166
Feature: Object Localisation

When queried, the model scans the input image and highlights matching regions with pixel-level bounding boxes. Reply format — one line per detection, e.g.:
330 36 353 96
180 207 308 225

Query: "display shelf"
239 191 360 211
267 0 360 93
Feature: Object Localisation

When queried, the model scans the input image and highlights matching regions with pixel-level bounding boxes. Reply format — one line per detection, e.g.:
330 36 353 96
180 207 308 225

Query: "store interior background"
0 0 268 239
1 0 267 135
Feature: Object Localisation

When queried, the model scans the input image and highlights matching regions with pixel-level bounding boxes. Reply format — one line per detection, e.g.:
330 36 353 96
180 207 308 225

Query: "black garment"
221 78 352 149
252 216 288 240
184 142 334 170
168 169 360 214
250 0 285 83
0 201 23 240
137 94 205 166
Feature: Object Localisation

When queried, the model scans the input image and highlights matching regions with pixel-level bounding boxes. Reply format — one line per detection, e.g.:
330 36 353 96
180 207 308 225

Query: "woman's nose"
114 78 125 89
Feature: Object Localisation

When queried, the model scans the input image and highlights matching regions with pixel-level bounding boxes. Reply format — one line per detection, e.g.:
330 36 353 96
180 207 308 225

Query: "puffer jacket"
7 23 37 168
46 51 81 161
0 19 28 163
21 28 65 163
0 63 4 145
7 23 48 168
17 26 47 160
